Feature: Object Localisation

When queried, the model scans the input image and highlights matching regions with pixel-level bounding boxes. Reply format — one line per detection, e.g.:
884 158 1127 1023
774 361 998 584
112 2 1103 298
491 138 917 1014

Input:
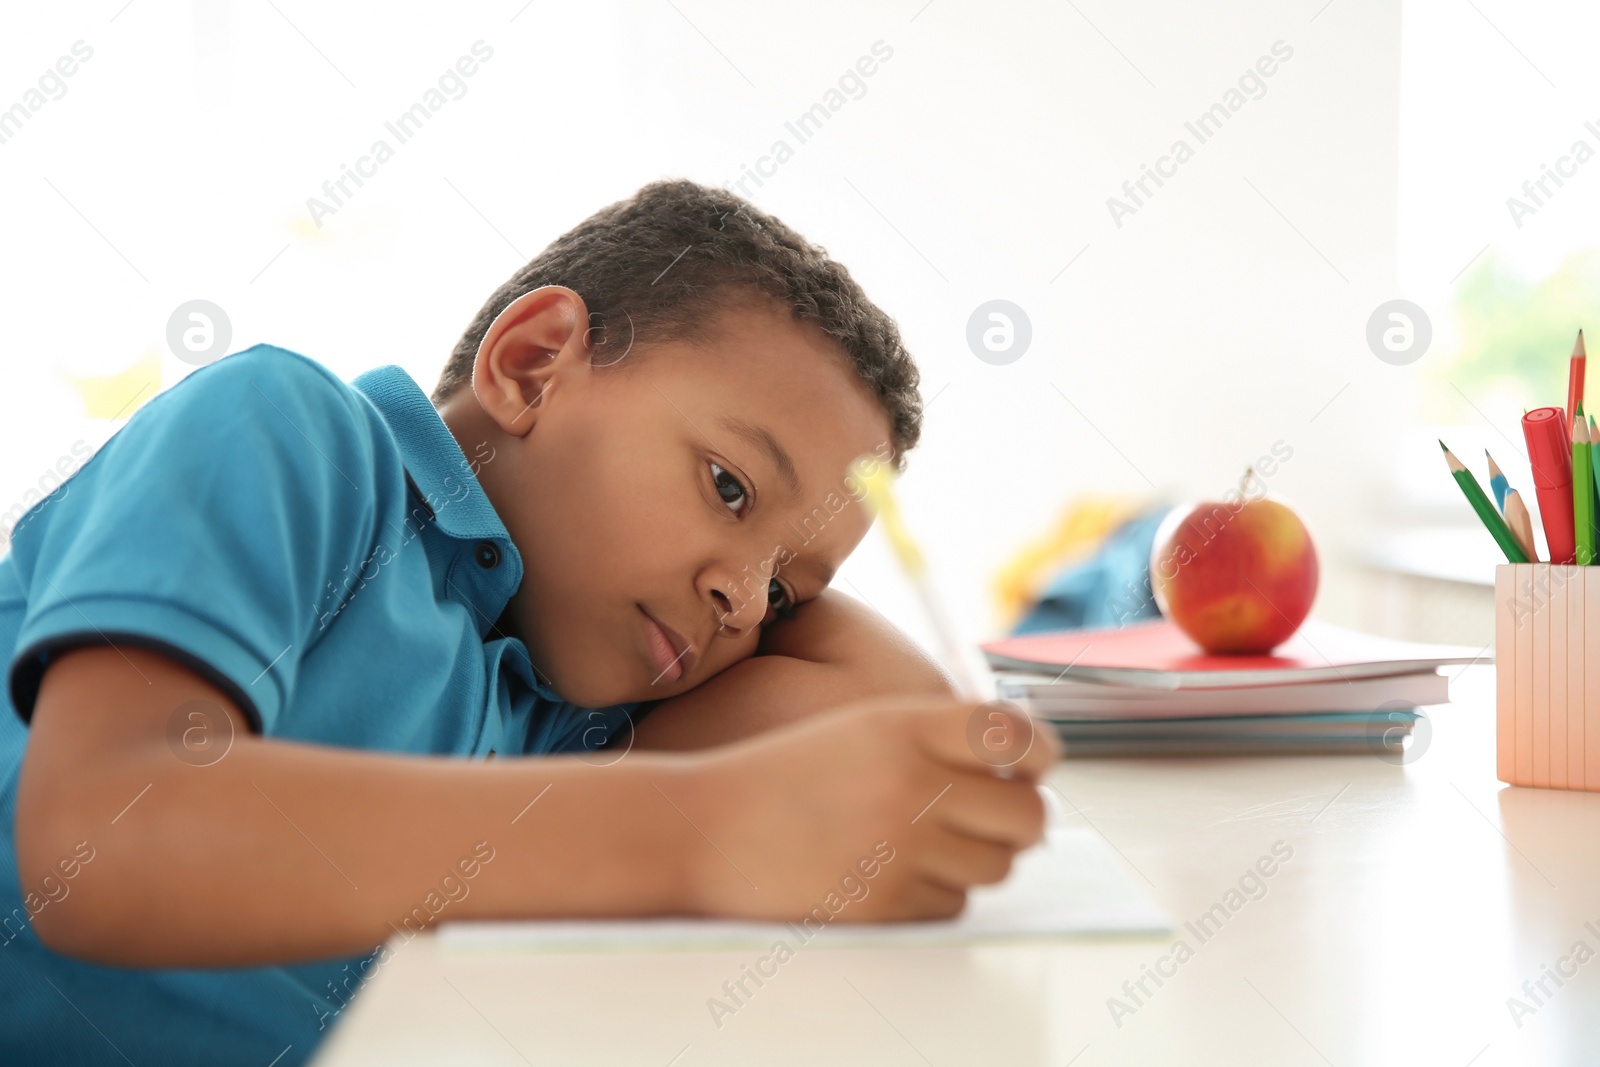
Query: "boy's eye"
709 461 750 516
766 577 798 622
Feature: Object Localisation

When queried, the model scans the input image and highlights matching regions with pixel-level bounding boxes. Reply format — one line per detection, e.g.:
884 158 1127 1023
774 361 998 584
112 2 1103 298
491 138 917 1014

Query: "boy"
0 180 1055 1064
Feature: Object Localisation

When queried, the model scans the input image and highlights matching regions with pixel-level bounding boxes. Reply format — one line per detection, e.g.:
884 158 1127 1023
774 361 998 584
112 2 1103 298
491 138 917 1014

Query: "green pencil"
1578 409 1598 564
1590 413 1600 521
1441 441 1529 563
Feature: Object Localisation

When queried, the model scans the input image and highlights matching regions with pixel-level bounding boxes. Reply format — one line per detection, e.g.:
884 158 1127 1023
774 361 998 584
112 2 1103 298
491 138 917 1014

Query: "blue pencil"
1485 450 1511 512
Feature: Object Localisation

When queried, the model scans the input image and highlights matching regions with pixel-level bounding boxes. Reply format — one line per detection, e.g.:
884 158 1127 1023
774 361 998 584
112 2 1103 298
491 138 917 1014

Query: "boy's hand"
672 694 1060 922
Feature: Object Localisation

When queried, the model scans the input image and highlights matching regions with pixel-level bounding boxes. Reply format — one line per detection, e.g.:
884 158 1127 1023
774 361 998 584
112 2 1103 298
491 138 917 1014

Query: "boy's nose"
705 566 770 636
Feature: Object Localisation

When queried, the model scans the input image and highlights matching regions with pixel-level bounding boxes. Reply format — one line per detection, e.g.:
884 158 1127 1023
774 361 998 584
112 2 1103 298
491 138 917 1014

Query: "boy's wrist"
607 753 719 917
638 751 730 918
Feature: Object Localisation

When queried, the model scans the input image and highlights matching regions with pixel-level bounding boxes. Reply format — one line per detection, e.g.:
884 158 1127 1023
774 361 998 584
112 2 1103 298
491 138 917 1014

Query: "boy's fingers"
924 769 1048 850
914 825 1020 893
832 872 967 924
899 878 968 922
909 700 1061 782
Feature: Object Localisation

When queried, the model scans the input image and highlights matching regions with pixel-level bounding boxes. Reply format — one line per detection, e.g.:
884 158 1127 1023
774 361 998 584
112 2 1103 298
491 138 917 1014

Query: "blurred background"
1 0 1593 667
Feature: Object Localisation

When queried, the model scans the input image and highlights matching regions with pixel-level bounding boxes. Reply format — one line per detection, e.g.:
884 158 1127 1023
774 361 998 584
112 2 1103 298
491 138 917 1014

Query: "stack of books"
980 620 1482 757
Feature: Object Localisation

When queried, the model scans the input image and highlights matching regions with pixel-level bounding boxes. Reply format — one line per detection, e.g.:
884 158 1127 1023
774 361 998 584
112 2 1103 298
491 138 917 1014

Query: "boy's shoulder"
177 343 361 409
33 344 404 543
143 344 392 464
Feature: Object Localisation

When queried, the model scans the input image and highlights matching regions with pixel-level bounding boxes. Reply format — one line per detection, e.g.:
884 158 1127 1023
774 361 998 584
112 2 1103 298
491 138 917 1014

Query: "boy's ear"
471 285 591 436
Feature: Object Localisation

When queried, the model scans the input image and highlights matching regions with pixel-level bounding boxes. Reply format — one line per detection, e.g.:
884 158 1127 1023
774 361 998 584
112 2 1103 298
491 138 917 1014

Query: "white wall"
0 0 1409 667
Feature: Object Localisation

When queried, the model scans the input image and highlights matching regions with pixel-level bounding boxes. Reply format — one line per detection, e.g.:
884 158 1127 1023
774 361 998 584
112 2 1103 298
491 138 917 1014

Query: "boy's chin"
542 660 655 709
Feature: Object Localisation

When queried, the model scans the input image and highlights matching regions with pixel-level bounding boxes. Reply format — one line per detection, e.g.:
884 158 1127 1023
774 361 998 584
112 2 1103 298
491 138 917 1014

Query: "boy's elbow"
762 588 962 699
14 754 125 962
25 887 85 958
13 822 104 960
29 907 130 966
859 648 960 700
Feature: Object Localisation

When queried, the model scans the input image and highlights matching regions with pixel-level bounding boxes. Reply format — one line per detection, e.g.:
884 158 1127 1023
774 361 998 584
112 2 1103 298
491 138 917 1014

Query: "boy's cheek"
701 635 762 683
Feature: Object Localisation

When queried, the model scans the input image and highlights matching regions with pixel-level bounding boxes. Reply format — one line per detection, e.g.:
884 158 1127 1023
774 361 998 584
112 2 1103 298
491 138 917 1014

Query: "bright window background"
1394 0 1600 556
0 0 1587 666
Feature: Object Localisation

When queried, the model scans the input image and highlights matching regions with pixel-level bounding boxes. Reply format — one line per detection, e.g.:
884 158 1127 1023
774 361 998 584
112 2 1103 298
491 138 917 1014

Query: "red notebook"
981 619 1485 690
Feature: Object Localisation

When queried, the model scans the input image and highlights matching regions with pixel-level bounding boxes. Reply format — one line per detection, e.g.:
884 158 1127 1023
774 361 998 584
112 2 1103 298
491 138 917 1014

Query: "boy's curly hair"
432 179 922 470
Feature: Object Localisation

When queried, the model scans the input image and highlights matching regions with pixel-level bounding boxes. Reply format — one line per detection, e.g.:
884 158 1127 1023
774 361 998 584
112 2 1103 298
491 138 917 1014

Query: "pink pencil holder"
1496 564 1600 791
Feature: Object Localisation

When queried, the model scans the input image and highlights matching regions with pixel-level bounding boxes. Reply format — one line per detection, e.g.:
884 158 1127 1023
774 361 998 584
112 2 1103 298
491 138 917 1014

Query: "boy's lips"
638 605 696 683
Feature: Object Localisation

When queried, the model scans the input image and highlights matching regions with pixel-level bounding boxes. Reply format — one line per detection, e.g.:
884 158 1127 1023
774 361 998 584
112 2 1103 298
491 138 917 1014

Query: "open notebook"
438 828 1170 952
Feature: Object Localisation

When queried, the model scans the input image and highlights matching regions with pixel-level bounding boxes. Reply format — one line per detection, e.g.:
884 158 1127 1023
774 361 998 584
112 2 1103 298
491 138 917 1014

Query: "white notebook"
999 670 1450 719
438 828 1170 952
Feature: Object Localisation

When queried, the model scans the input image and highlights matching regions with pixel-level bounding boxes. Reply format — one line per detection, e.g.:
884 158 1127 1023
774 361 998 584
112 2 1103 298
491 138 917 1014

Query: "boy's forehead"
656 303 892 476
722 307 880 406
690 300 839 374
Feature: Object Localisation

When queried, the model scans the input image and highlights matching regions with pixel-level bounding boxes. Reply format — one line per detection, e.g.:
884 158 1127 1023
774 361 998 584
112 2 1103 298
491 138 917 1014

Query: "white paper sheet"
437 828 1170 952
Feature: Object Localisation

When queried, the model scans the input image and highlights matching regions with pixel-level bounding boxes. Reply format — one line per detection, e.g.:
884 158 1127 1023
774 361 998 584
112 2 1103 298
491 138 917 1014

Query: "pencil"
1574 411 1596 564
1503 489 1537 562
849 455 986 699
1568 329 1587 431
1485 450 1511 512
1590 414 1600 512
1440 441 1529 563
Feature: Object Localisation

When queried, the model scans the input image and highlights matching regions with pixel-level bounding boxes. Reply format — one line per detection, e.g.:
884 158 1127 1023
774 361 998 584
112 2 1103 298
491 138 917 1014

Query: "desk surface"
312 667 1600 1067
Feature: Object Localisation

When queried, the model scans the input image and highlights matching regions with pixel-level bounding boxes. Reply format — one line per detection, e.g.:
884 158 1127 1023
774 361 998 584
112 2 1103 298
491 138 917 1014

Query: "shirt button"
474 541 500 569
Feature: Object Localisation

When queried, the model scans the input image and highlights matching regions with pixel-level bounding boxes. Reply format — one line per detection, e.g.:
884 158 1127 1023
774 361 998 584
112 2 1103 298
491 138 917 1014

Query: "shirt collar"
350 365 512 546
350 365 586 709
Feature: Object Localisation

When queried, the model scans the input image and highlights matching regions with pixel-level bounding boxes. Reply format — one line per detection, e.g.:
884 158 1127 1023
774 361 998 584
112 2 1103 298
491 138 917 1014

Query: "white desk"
312 667 1600 1066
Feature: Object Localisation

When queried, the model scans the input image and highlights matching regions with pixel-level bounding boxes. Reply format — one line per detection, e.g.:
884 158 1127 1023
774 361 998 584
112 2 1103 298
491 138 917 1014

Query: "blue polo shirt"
0 345 638 1065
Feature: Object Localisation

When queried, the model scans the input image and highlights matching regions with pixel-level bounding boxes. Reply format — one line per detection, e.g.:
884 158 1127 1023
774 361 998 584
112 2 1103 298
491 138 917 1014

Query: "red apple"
1150 477 1319 655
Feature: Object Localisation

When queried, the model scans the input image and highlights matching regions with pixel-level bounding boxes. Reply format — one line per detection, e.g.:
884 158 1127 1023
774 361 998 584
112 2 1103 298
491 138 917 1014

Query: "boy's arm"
16 643 1055 968
632 588 958 751
15 644 697 967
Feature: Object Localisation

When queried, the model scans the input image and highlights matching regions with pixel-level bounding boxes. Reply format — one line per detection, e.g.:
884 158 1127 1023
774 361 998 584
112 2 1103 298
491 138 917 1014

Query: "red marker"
1524 406 1576 564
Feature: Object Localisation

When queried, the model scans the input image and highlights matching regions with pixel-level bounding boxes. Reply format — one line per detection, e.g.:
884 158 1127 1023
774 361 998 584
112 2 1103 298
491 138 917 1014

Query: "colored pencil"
851 454 1054 786
1592 414 1600 512
1485 450 1511 511
1574 411 1596 565
850 455 986 699
1503 489 1537 561
1441 441 1529 563
1568 329 1587 431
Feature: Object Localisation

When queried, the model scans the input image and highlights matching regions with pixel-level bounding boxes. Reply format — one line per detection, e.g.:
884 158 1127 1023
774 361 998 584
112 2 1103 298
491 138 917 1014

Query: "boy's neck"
435 391 497 477
435 392 526 646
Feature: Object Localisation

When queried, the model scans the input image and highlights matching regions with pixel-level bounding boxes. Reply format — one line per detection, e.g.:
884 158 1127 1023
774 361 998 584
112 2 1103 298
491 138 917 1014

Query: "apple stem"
1240 466 1263 499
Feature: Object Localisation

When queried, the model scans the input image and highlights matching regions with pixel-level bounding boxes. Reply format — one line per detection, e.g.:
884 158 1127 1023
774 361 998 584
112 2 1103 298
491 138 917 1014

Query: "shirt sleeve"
7 347 381 734
524 700 641 756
